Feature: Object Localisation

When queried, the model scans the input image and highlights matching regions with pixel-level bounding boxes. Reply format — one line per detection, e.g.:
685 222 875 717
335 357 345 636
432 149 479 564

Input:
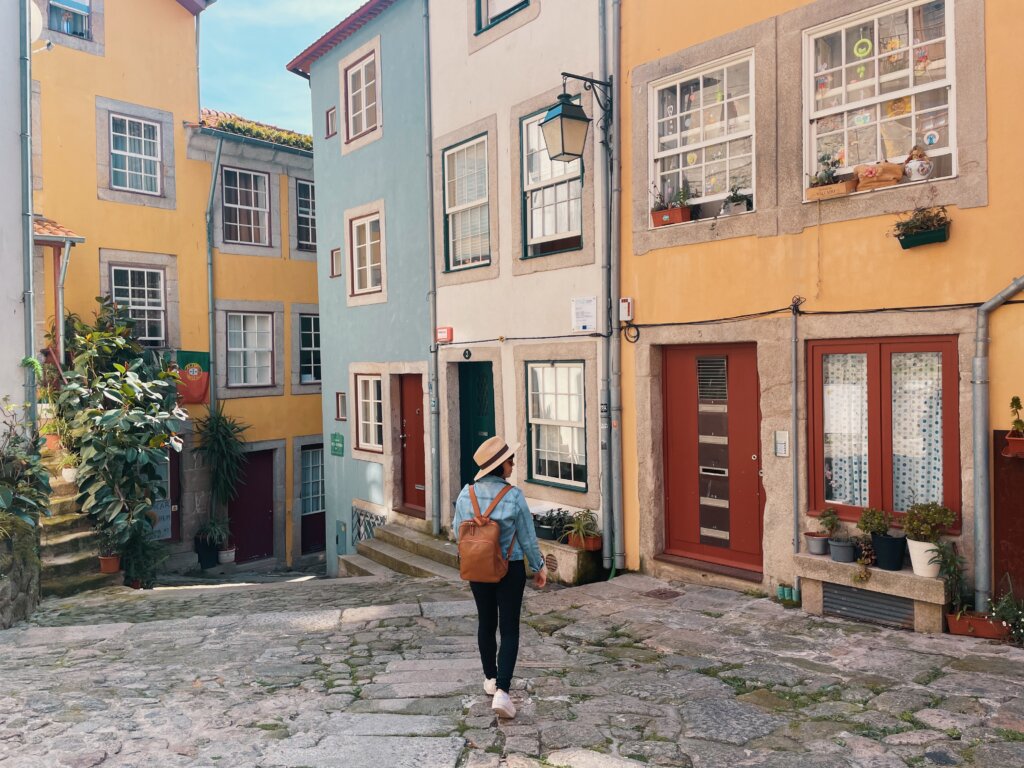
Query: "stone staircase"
38 460 121 597
341 524 461 581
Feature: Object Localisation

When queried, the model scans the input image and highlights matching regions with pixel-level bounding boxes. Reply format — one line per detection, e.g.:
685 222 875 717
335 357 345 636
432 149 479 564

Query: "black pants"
469 560 526 693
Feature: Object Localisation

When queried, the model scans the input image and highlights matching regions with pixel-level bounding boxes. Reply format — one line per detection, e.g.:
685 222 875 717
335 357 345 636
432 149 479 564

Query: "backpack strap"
468 485 518 559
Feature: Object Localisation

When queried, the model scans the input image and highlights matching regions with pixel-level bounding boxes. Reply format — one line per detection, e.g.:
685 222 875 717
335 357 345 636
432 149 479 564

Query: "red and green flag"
176 351 210 404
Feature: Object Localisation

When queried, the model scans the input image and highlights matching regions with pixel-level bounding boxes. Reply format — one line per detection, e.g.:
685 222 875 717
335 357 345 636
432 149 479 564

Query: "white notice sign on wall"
571 296 598 333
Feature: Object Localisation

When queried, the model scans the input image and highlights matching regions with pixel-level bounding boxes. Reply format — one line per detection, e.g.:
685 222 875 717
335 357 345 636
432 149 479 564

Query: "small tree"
194 403 249 544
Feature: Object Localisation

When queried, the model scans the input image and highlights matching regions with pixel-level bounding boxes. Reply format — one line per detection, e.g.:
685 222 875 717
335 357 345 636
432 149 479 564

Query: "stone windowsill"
794 552 945 605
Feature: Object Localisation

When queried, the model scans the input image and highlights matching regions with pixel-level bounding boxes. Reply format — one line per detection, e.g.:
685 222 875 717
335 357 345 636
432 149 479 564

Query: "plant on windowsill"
828 531 857 564
534 510 559 541
560 508 601 551
1002 396 1024 458
903 501 956 578
650 181 692 228
932 541 1009 639
854 535 875 584
805 152 859 201
889 205 951 250
804 507 838 556
856 507 906 571
719 183 752 216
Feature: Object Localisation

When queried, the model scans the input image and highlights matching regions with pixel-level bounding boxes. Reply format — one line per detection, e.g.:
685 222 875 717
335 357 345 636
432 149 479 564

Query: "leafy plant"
650 180 689 211
890 206 950 238
930 539 967 616
988 576 1024 645
56 452 80 470
818 507 840 537
97 525 121 558
194 403 249 510
0 398 50 528
857 507 892 537
808 152 842 187
1010 396 1024 437
903 502 955 542
120 526 166 588
211 115 313 152
196 515 231 549
560 509 600 543
724 182 750 205
854 535 874 583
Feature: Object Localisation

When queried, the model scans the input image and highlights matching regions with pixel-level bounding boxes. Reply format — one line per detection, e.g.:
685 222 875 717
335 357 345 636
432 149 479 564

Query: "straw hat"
473 436 520 481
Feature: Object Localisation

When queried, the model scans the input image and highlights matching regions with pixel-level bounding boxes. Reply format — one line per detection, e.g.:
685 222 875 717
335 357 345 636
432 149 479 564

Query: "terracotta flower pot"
98 555 121 574
567 533 602 551
650 206 691 228
1003 434 1024 458
946 611 1010 640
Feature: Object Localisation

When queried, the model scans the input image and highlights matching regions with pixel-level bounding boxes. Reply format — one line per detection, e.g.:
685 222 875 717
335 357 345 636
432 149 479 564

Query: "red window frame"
807 335 961 527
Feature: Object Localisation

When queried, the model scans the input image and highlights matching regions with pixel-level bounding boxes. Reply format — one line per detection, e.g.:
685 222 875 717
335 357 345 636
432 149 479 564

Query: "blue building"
289 0 433 576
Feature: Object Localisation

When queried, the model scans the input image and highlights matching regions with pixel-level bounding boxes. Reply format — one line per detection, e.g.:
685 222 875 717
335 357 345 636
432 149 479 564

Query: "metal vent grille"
823 583 914 629
697 357 728 402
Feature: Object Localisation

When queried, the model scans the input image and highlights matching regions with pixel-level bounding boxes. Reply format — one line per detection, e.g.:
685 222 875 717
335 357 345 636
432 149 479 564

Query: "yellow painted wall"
620 0 1024 571
33 0 321 565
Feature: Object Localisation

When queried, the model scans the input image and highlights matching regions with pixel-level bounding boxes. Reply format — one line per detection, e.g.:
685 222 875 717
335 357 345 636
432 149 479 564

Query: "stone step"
48 475 78 497
41 571 123 598
374 525 460 570
338 553 395 578
356 539 461 581
40 512 93 537
41 549 101 580
39 529 99 558
48 494 80 518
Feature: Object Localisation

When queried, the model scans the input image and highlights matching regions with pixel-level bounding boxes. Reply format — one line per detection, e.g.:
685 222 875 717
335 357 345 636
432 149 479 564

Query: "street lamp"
540 72 612 163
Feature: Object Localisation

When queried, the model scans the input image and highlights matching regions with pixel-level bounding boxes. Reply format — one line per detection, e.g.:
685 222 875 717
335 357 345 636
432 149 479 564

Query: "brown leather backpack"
458 485 514 583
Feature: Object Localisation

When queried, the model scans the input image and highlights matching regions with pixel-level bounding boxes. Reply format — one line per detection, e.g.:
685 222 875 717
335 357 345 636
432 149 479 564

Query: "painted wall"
0 2 25 405
307 0 431 575
430 0 607 525
619 0 1021 586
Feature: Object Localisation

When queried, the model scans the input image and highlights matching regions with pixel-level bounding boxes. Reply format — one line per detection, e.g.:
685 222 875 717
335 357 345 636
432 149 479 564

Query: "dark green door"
459 362 496 488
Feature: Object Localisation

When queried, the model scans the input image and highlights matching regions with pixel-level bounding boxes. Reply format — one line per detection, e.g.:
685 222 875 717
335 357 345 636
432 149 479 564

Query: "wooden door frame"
396 373 427 517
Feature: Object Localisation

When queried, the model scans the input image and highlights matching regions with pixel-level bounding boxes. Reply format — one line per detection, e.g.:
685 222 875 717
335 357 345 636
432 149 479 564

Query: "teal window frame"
475 0 529 35
524 360 588 493
442 131 491 273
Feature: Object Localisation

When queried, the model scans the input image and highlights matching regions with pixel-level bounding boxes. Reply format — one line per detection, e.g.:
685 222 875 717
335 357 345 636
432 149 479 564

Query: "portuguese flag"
176 351 210 404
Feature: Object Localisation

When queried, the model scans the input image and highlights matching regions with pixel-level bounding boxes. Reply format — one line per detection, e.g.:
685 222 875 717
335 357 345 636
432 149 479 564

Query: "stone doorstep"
41 549 102 580
338 553 394 579
374 525 460 569
356 538 461 581
794 552 946 634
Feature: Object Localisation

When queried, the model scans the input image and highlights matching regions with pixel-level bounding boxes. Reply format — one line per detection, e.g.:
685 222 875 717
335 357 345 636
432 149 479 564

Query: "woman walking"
454 436 547 719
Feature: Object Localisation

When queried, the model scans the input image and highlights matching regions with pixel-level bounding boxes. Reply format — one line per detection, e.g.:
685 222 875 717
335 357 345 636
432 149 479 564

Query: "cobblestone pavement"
2 573 1024 767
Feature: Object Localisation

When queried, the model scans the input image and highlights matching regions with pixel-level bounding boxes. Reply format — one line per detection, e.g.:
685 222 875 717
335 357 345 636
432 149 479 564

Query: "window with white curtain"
49 1 90 38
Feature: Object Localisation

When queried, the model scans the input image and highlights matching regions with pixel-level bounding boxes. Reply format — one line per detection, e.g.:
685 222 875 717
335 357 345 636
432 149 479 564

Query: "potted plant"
650 181 691 228
890 205 951 249
904 501 956 577
1003 396 1024 458
196 515 232 567
805 507 838 555
194 403 248 566
534 510 558 541
719 183 751 216
828 532 857 563
120 524 166 589
57 452 80 484
988 579 1024 645
932 541 1009 639
857 507 906 571
97 526 121 574
561 509 601 551
39 418 63 453
903 145 934 182
805 152 858 201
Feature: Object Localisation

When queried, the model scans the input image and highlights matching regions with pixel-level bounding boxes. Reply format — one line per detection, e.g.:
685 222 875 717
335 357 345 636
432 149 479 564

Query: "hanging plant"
890 206 951 249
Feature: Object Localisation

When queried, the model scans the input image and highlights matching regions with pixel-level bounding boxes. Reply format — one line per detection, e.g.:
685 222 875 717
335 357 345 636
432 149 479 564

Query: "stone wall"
0 528 41 629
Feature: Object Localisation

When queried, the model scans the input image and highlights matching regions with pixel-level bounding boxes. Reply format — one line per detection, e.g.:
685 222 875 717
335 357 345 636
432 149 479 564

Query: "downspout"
791 298 803 595
423 0 442 536
610 0 624 570
20 0 37 425
205 137 224 408
598 0 612 569
973 276 1024 610
56 238 73 364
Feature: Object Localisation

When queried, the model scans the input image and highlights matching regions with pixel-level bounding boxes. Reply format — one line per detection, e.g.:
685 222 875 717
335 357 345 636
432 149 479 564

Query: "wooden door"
399 374 426 512
228 449 274 562
458 362 496 489
663 344 763 573
994 430 1024 594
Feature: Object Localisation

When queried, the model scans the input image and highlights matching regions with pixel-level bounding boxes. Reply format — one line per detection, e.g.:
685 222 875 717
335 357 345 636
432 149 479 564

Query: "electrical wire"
437 331 611 349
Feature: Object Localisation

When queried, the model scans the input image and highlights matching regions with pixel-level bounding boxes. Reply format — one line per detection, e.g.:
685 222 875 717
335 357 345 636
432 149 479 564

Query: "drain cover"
642 588 682 600
544 554 558 575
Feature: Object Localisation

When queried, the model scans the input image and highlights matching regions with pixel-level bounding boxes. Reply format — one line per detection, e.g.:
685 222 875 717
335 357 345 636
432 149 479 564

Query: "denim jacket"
453 475 545 573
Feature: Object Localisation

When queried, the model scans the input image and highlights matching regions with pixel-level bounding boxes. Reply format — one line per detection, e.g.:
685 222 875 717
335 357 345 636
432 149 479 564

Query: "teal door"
459 362 496 488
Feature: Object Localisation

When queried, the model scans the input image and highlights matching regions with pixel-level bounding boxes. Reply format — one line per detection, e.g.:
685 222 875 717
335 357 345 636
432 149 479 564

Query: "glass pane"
913 1 945 42
891 352 943 511
822 353 868 507
814 31 842 73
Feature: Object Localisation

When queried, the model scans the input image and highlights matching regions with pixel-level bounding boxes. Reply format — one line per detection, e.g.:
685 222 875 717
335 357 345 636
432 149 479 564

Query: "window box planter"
650 206 691 228
804 531 830 556
946 611 1009 640
896 223 950 250
804 179 858 202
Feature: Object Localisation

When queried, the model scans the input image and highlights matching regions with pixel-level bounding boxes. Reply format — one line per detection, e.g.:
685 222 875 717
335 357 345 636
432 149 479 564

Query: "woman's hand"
533 564 548 589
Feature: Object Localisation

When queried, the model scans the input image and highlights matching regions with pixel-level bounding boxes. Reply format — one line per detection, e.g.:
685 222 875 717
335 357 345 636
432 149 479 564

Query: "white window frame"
330 247 343 278
109 114 162 196
444 135 490 270
326 107 337 138
356 374 384 452
350 213 383 295
336 391 348 421
111 266 165 346
522 107 583 251
296 179 316 251
300 445 325 516
649 52 756 209
222 168 270 246
802 0 956 186
346 52 378 142
49 1 90 39
299 314 321 384
226 311 274 388
527 361 587 489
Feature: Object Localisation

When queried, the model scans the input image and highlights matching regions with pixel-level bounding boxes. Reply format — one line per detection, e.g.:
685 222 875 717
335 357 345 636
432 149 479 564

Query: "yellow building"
31 0 324 573
620 0 1022 627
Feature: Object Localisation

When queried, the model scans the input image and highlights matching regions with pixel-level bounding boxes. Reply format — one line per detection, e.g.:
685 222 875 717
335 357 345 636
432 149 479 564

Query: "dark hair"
487 464 505 478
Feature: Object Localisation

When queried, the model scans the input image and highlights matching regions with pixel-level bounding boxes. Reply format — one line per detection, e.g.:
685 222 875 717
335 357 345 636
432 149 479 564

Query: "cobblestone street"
2 573 1024 767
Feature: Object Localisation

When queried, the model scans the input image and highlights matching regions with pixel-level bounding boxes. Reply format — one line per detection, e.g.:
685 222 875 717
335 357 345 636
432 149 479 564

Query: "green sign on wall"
330 433 344 457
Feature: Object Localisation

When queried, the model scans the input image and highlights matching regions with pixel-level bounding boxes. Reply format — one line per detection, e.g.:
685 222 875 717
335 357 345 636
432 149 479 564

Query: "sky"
199 0 365 135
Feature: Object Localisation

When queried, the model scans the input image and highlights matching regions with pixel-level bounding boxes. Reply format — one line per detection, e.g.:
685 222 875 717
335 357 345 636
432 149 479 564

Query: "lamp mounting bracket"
560 72 612 118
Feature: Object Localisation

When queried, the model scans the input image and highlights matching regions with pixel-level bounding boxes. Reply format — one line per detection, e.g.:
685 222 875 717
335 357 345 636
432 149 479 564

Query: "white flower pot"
61 467 77 483
217 547 236 564
907 538 939 577
904 159 933 182
721 201 747 216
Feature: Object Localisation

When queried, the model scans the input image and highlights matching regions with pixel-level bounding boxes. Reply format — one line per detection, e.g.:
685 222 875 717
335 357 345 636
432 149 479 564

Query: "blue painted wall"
307 0 429 574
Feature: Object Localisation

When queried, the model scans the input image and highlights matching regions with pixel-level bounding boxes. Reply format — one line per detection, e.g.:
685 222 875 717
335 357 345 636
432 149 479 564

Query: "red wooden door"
663 344 763 573
399 374 426 512
994 430 1024 594
228 449 274 562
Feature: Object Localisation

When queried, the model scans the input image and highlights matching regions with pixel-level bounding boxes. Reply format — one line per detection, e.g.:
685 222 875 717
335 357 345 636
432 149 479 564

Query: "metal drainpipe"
20 0 37 426
791 299 802 595
422 0 442 536
598 0 612 569
973 275 1024 610
56 238 73 364
610 0 624 570
205 137 224 409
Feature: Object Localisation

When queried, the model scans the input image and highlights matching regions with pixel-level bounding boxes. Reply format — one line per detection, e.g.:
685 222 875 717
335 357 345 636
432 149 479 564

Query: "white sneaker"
483 678 497 695
491 689 516 719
